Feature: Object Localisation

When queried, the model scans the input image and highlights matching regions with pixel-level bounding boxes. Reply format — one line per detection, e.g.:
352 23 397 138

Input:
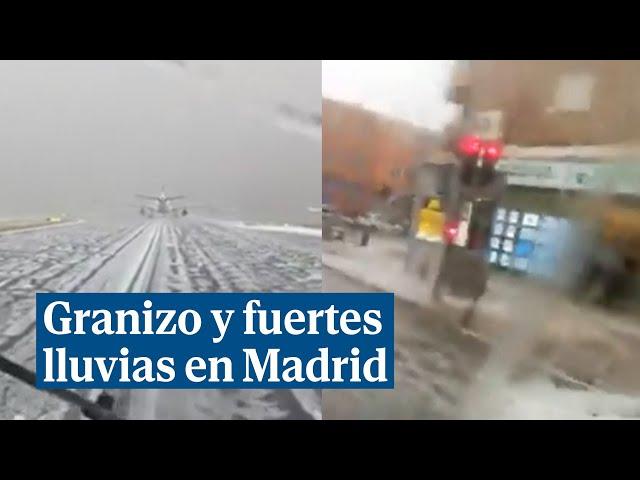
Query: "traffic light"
432 134 507 306
441 134 506 251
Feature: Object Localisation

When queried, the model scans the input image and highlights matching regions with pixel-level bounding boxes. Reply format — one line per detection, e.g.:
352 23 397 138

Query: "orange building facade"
322 98 434 216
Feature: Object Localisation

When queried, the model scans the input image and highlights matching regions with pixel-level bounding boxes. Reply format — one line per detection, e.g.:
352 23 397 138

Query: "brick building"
322 98 436 216
449 60 640 146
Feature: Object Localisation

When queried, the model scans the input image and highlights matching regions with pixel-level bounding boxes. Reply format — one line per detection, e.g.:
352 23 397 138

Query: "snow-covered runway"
0 216 321 420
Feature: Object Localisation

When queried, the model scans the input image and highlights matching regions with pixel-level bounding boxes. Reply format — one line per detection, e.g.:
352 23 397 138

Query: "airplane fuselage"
137 190 187 218
156 195 171 214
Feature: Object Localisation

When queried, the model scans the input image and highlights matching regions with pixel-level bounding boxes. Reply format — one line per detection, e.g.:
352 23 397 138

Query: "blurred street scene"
322 60 640 419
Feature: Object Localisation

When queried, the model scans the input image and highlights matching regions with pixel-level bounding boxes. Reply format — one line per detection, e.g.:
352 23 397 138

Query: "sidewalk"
323 234 640 394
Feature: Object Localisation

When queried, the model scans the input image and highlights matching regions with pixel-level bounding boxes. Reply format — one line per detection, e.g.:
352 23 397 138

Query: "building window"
391 167 404 178
352 154 366 169
328 109 344 128
550 73 596 113
356 118 372 137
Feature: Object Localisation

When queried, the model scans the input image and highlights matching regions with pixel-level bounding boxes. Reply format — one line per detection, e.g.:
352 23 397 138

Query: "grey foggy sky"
322 60 459 131
0 60 320 223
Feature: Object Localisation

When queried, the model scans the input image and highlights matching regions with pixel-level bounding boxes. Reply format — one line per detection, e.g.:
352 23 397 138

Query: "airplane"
136 187 189 218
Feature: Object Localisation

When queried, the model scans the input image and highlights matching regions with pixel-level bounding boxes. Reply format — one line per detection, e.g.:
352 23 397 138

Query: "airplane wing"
136 194 159 201
166 196 185 201
170 203 211 211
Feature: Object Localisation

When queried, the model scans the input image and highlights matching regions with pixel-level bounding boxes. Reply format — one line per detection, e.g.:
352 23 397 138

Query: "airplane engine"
181 208 188 216
140 207 154 218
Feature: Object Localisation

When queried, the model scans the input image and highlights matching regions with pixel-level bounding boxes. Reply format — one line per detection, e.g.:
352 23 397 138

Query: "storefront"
487 157 640 288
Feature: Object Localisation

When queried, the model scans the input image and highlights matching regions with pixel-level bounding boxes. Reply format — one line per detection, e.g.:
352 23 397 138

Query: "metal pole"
432 61 478 301
0 354 122 420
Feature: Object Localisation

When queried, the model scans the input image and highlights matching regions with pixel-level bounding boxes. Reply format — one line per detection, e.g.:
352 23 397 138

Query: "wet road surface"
322 266 640 419
322 267 489 419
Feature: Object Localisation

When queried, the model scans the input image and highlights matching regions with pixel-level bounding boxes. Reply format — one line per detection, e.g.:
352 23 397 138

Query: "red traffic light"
483 140 503 163
457 134 482 157
443 220 459 244
457 135 503 163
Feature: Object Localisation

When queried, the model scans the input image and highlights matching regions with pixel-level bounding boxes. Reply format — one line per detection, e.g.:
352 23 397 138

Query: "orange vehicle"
574 195 640 305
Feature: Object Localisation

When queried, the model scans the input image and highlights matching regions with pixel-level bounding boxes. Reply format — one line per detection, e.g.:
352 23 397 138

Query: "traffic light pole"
431 72 506 323
432 75 475 302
